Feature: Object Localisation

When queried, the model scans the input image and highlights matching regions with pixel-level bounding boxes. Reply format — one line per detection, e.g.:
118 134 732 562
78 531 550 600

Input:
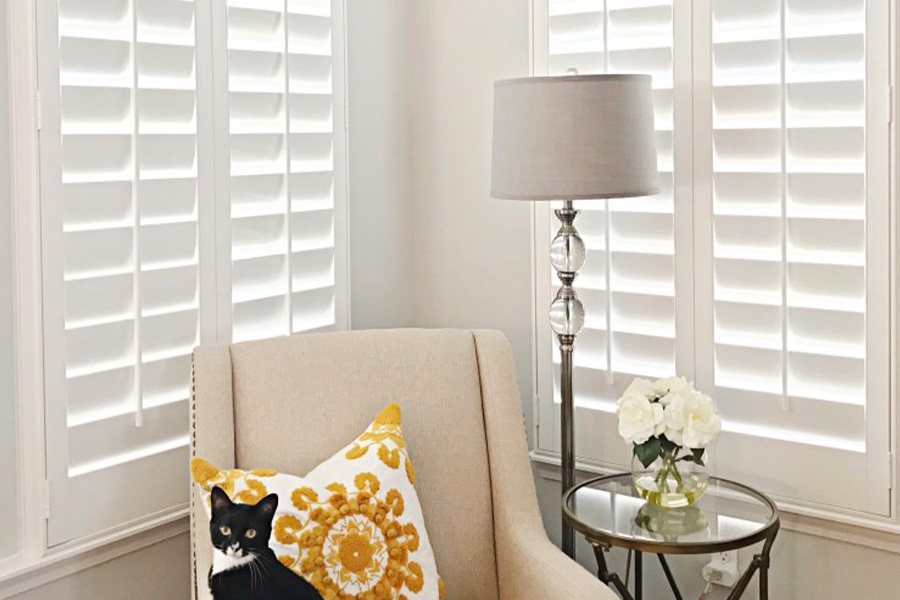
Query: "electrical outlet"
702 551 739 588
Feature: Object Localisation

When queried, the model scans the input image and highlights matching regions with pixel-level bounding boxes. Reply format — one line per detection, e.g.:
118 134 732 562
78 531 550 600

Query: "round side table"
563 474 780 600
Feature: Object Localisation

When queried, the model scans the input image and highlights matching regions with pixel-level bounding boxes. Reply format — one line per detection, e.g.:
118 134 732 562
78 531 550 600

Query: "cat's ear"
256 493 278 521
210 486 232 516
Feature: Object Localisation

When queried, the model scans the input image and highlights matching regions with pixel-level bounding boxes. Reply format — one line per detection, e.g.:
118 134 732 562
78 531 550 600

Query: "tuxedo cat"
207 486 323 600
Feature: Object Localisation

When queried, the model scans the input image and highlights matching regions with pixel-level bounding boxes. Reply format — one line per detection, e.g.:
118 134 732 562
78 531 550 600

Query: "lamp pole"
549 200 586 558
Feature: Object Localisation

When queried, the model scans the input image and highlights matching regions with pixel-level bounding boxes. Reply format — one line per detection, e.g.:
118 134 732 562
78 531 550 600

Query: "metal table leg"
727 524 779 600
657 554 684 600
592 544 634 600
634 551 643 600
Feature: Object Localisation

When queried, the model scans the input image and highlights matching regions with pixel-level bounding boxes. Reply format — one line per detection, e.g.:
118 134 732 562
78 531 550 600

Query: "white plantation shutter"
538 0 684 469
37 0 347 545
535 0 892 516
696 0 891 515
38 0 202 545
219 0 347 343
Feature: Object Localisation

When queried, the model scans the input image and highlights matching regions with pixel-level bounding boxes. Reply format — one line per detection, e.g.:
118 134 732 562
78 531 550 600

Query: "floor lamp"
490 74 659 558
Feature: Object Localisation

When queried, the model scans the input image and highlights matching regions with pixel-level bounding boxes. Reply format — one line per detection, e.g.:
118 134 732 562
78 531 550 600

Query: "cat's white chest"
211 547 255 575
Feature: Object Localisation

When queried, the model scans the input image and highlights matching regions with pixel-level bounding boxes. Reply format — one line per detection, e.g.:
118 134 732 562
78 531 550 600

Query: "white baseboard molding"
530 449 900 555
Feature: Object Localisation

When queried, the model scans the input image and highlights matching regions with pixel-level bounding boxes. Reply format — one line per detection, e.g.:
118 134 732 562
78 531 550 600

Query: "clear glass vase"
632 451 708 508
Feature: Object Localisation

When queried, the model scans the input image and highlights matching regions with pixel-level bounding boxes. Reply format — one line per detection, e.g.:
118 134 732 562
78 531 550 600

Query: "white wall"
0 1 18 563
8 535 189 600
408 0 535 436
348 0 417 329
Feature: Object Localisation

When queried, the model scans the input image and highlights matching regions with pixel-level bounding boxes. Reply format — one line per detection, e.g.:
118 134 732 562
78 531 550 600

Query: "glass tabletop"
563 474 779 554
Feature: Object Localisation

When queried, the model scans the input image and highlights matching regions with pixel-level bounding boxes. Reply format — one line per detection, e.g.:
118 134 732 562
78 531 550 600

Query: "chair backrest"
218 328 499 599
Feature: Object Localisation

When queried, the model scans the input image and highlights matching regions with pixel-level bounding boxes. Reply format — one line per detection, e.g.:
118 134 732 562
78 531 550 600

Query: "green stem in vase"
658 449 684 493
669 457 684 492
655 462 669 492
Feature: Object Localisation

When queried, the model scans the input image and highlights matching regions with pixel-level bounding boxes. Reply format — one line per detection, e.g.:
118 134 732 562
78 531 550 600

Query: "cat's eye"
245 529 257 539
219 526 231 536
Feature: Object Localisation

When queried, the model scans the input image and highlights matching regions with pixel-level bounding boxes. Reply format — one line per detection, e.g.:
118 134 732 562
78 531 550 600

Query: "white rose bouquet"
617 376 721 503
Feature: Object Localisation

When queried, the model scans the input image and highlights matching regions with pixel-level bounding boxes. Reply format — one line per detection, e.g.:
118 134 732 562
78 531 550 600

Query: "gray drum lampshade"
491 74 659 200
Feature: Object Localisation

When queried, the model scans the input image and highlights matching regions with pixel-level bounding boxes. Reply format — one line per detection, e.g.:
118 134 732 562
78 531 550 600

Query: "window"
534 0 894 520
221 0 347 343
35 0 347 547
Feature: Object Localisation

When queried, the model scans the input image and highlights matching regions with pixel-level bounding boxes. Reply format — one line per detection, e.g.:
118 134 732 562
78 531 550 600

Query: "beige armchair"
190 328 614 600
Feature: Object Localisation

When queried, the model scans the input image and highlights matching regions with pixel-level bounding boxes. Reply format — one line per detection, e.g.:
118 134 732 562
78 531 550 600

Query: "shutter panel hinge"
35 90 42 131
888 86 894 124
43 479 52 520
890 452 896 491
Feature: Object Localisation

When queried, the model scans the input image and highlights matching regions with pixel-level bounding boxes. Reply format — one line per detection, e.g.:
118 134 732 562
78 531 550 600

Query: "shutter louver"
42 0 199 544
704 0 890 514
224 0 341 343
546 0 677 467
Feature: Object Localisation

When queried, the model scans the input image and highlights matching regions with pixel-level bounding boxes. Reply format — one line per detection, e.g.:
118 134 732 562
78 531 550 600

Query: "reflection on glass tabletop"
563 474 779 554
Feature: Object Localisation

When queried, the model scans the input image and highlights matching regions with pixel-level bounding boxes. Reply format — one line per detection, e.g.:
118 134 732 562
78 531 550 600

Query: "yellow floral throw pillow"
191 403 445 600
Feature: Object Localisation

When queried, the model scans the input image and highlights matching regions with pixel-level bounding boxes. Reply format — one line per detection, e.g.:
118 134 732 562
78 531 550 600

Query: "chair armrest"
500 527 615 600
473 330 617 600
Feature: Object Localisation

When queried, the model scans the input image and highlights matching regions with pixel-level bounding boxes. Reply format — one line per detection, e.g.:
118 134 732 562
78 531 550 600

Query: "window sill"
0 507 188 599
530 449 900 554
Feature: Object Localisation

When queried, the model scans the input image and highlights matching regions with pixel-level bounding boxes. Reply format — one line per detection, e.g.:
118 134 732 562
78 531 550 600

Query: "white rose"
656 376 690 406
663 389 722 449
618 378 661 407
617 394 666 446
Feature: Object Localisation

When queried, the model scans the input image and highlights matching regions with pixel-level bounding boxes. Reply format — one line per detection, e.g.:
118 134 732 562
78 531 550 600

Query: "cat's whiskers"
255 556 266 589
249 550 267 587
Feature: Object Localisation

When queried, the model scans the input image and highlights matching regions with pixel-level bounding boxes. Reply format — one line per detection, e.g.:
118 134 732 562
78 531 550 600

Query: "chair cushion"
192 403 445 600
